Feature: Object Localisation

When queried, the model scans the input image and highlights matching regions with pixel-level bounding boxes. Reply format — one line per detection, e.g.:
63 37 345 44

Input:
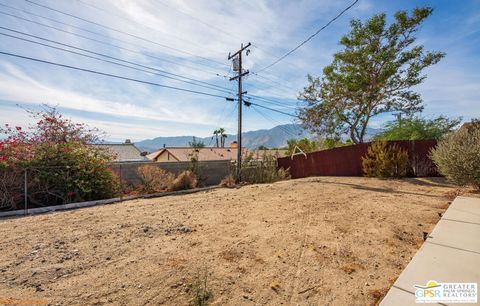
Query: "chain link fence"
0 160 232 215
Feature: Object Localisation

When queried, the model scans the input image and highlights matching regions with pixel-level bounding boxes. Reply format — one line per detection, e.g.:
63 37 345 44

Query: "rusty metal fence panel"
277 140 439 179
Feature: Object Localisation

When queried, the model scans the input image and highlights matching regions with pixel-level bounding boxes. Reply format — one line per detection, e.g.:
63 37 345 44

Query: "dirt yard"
0 176 458 305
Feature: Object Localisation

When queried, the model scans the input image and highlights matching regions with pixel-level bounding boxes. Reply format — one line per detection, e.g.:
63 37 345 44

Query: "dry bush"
168 170 198 191
0 169 24 210
431 124 480 189
137 165 175 194
413 158 437 177
362 141 409 178
240 154 291 184
219 174 236 188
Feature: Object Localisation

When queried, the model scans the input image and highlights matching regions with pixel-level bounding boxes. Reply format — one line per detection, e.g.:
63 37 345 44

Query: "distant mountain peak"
135 124 381 152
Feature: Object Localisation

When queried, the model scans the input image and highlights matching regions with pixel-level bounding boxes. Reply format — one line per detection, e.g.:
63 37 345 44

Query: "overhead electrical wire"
248 72 298 91
0 27 235 95
256 0 359 73
246 94 298 107
75 0 224 57
0 9 225 76
0 51 233 100
245 96 297 111
24 0 229 67
0 50 290 119
246 101 298 118
155 0 243 43
250 107 299 138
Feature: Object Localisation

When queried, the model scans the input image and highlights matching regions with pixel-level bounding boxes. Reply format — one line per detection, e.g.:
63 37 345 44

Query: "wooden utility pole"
228 42 250 183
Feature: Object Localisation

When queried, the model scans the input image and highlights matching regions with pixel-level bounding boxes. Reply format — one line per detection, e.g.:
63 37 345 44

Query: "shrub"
137 165 175 194
168 170 198 191
0 168 24 210
239 153 291 184
219 174 236 188
431 124 480 189
0 106 119 209
362 141 409 178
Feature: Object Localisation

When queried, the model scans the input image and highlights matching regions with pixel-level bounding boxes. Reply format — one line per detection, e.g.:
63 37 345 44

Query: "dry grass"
167 170 198 191
136 165 175 193
219 174 236 188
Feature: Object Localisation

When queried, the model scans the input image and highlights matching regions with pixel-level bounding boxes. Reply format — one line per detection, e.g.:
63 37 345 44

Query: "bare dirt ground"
0 176 459 305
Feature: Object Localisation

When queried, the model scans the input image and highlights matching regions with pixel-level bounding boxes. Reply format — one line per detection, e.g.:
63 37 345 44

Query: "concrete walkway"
381 196 480 305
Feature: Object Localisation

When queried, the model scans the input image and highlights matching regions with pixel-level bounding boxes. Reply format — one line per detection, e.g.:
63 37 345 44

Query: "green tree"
374 116 461 141
218 127 227 147
286 138 319 156
189 136 205 148
257 145 268 150
212 129 219 147
298 7 444 144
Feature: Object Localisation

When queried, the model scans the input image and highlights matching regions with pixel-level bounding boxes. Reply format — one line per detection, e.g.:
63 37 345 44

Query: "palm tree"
213 129 219 147
218 128 226 147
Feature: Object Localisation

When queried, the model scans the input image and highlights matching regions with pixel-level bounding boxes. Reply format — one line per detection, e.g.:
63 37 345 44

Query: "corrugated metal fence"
277 140 439 179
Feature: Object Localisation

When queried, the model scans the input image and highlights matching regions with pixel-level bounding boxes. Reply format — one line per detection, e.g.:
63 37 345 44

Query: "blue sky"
0 0 479 142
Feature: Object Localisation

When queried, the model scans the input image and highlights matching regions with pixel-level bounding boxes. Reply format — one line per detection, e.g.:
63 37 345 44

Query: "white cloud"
0 0 479 140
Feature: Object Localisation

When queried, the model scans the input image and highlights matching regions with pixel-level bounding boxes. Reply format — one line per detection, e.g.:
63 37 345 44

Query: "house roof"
92 143 147 162
147 147 246 162
147 147 288 162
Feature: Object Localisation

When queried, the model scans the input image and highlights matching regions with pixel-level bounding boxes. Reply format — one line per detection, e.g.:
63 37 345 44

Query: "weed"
188 269 212 306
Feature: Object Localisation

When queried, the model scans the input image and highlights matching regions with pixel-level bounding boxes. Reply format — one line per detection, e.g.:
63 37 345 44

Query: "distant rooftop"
91 140 147 162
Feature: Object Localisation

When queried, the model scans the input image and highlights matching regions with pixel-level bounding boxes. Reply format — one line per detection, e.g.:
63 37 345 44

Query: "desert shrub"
362 141 409 178
240 154 291 184
168 170 198 191
188 269 212 306
219 174 236 188
431 124 480 189
137 165 175 194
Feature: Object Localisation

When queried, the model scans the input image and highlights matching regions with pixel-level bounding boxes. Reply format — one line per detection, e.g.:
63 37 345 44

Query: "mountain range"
134 124 381 152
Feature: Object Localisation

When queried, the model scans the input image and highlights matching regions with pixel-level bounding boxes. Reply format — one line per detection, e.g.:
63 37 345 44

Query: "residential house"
147 141 247 162
92 139 148 162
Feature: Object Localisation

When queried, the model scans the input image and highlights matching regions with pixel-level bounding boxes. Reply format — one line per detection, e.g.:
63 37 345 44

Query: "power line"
246 101 298 118
246 94 298 108
156 0 243 43
0 27 235 95
0 51 234 100
249 71 298 91
246 97 297 111
0 10 225 76
256 0 359 73
24 0 228 67
75 0 222 57
249 105 299 138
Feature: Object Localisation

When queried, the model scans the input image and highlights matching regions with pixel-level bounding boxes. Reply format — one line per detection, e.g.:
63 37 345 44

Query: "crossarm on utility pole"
228 42 251 183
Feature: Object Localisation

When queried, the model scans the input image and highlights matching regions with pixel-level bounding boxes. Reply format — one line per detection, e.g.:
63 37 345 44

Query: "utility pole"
228 42 251 183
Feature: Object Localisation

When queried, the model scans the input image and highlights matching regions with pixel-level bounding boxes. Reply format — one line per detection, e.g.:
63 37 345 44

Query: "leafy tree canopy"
374 116 461 141
286 138 319 156
298 7 444 144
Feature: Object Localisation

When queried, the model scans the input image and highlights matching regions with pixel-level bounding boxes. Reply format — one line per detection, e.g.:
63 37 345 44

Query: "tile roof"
92 144 147 162
147 147 288 162
147 147 247 162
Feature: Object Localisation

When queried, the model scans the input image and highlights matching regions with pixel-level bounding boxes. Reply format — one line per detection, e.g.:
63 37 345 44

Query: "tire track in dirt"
286 192 316 304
